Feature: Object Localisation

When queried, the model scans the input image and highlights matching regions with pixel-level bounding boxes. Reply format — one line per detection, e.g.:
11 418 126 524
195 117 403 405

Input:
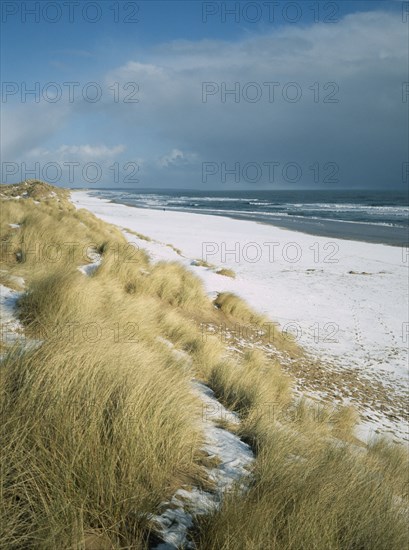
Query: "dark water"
89 189 409 246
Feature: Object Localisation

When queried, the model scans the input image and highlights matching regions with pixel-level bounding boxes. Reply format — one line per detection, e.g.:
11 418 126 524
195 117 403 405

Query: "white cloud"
158 149 198 167
56 144 125 159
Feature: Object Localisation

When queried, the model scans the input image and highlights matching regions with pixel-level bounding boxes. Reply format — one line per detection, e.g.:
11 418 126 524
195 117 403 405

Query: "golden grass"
195 349 408 550
0 185 208 547
193 259 215 268
145 261 210 312
0 196 126 287
209 349 292 418
124 227 153 242
166 243 183 256
0 180 69 201
0 337 203 549
1 181 408 549
214 292 267 325
196 428 408 550
215 268 236 278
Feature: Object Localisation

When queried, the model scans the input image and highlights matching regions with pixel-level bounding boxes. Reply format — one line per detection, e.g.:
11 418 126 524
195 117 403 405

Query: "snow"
0 284 40 355
194 381 253 491
71 192 409 442
77 249 102 276
0 284 24 340
151 379 254 549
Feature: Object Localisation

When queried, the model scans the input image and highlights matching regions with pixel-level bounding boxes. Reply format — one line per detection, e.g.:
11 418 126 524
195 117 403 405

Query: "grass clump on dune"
214 292 266 324
0 337 203 549
196 428 408 550
213 292 300 355
209 349 291 417
197 362 408 550
1 195 126 286
146 261 210 312
215 268 236 278
192 258 214 268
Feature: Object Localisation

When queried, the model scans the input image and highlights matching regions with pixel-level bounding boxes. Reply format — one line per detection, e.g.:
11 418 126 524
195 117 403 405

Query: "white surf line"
151 341 255 549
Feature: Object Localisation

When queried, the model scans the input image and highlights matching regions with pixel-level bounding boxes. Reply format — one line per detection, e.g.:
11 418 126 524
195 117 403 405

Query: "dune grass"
215 268 236 278
1 182 408 549
193 259 214 268
209 349 292 418
196 428 408 550
214 292 267 325
0 184 208 547
0 337 204 549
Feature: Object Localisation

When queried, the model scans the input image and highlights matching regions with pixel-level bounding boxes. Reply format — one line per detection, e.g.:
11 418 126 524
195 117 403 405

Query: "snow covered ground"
72 191 409 442
0 284 25 347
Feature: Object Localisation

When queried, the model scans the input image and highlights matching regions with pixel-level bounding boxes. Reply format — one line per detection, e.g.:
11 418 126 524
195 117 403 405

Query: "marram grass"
0 181 407 549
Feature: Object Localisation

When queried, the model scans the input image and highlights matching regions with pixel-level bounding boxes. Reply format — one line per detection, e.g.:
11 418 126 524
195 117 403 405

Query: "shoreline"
104 196 409 248
96 193 409 247
72 190 409 443
72 187 409 247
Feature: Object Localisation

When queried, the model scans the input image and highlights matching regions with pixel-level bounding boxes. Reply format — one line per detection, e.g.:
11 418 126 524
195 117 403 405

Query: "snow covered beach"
72 191 408 443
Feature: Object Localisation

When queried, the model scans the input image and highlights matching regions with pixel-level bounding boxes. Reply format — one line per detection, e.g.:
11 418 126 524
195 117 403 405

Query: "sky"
1 0 408 190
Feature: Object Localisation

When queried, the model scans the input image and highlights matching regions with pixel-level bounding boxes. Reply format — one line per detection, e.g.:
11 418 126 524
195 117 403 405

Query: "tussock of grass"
0 179 69 201
124 228 153 242
0 338 203 548
196 427 409 550
196 345 407 549
1 197 126 286
209 349 291 417
0 186 210 546
215 268 236 278
166 243 182 256
212 293 301 356
145 261 210 312
92 239 150 292
214 292 266 325
192 259 214 268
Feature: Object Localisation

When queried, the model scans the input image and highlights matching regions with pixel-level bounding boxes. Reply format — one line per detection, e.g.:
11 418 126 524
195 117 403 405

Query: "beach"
73 190 409 443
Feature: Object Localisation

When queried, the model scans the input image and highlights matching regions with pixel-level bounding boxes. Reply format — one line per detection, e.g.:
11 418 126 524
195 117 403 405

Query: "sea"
88 188 409 246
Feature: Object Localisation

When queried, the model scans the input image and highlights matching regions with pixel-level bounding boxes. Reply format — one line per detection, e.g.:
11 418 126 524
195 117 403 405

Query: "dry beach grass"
0 181 407 549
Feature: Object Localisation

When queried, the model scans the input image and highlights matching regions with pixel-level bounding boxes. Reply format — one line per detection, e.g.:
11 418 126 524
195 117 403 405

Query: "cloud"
2 9 407 188
55 144 126 159
101 10 407 187
158 149 198 167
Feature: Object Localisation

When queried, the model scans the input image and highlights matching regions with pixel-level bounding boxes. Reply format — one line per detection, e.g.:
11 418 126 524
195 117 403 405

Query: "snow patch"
77 250 102 276
151 380 254 549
